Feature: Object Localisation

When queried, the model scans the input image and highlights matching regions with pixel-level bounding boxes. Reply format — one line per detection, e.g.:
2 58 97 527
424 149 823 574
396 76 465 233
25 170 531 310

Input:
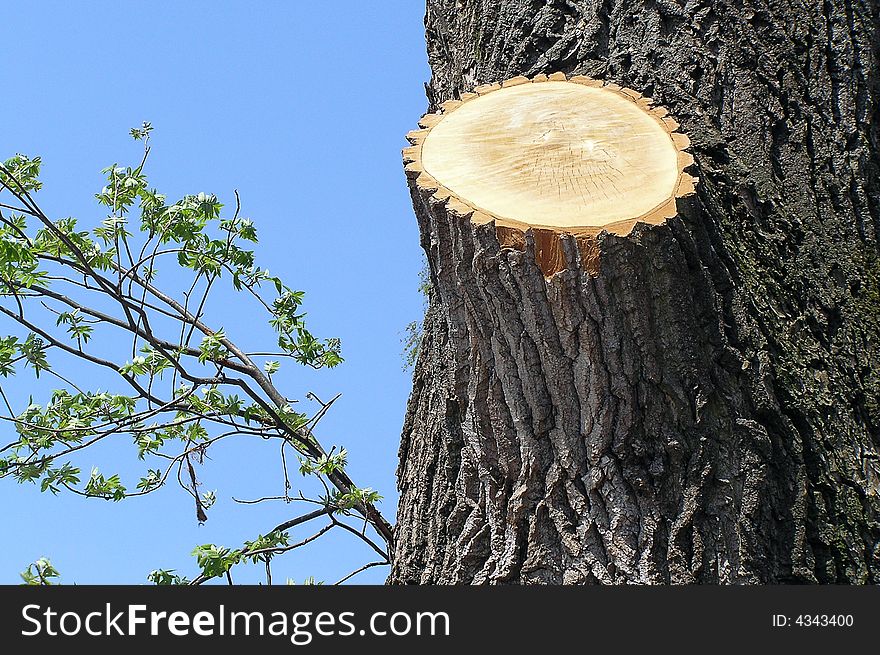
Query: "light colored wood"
404 73 697 276
473 82 501 95
421 81 680 227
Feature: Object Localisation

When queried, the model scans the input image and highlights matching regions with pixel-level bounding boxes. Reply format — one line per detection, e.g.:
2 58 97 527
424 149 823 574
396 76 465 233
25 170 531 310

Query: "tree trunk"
392 0 880 584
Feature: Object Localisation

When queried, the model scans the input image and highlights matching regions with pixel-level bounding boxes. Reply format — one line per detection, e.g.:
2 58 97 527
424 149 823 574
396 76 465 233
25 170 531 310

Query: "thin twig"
333 561 386 585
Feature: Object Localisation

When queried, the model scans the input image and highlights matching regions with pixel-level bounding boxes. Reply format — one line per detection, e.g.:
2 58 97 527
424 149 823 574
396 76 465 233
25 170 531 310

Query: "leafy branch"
20 557 60 585
1 124 392 584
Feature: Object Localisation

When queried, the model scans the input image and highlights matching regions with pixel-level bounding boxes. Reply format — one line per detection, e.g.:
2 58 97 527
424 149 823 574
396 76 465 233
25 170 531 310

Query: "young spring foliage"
1 124 391 585
19 557 60 585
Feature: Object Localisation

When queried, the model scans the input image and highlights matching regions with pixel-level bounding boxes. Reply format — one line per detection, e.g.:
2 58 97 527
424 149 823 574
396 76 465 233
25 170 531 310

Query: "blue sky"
0 1 430 584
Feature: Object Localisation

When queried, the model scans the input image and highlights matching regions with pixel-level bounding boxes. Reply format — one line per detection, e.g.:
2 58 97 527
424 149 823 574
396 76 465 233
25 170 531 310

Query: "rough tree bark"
392 0 880 583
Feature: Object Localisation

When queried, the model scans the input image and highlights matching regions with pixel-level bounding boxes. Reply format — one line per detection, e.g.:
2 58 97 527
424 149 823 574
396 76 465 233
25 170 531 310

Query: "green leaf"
130 121 153 141
20 558 59 585
198 330 229 364
20 333 49 378
1 154 43 193
84 467 127 501
191 544 242 578
147 569 189 585
136 468 163 491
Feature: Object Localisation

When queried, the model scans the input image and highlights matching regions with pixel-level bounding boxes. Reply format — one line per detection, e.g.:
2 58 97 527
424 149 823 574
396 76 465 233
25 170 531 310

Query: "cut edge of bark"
402 72 698 277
